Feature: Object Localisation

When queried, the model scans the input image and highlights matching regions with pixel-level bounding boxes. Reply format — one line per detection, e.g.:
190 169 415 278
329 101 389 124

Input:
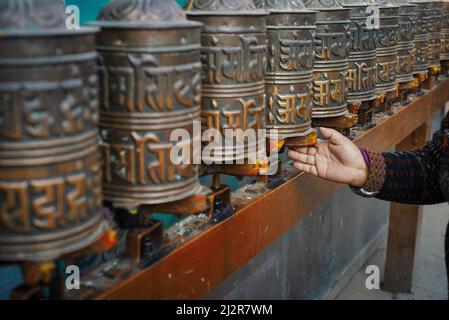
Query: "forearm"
353 149 446 205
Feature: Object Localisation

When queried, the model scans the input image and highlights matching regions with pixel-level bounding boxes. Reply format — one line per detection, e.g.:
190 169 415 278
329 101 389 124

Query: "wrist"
350 167 369 187
350 148 370 187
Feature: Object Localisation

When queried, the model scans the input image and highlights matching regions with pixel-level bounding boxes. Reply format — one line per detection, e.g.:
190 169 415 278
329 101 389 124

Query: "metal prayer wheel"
188 1 267 163
394 0 417 85
303 0 351 119
373 3 400 99
95 0 203 207
254 0 316 141
410 1 431 74
426 1 443 70
341 1 378 108
0 0 105 261
441 1 449 62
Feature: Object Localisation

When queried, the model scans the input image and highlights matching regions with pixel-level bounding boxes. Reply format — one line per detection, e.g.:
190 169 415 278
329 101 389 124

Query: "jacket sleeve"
352 117 448 205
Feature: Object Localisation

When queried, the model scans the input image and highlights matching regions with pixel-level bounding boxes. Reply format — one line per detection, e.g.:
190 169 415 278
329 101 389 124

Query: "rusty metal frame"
94 79 449 300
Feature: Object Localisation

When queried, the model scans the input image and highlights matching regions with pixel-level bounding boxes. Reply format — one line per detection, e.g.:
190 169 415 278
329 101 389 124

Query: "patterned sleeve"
352 117 448 205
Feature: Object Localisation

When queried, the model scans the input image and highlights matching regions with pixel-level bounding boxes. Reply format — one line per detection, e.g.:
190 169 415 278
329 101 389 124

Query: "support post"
383 121 431 292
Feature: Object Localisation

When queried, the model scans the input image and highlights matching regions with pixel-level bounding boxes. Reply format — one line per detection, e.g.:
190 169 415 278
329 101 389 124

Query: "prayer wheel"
341 1 378 108
303 0 351 119
188 0 267 163
410 0 431 75
0 0 105 261
95 0 203 207
441 0 449 63
373 2 400 100
394 0 417 85
254 0 317 141
427 1 443 71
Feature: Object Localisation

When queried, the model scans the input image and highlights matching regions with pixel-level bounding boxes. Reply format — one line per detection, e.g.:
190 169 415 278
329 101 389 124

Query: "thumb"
319 127 347 145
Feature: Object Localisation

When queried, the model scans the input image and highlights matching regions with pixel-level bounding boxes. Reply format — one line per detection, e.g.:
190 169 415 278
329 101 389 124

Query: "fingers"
292 146 317 155
319 127 347 145
292 161 318 176
288 148 319 176
319 127 334 140
287 148 316 165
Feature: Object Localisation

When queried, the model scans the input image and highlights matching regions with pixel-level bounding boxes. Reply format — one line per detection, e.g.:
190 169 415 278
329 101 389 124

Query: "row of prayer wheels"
2 0 449 264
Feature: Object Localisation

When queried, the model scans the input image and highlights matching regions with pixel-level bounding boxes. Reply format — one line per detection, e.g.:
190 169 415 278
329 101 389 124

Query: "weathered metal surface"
254 0 316 140
95 0 203 208
410 1 431 74
440 1 449 61
187 0 267 163
0 0 105 262
372 2 400 97
426 1 443 69
441 1 449 61
89 78 449 300
394 0 417 84
303 0 351 119
341 1 378 105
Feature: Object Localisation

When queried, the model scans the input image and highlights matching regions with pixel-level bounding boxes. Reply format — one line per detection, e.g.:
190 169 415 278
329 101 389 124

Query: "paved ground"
336 203 449 300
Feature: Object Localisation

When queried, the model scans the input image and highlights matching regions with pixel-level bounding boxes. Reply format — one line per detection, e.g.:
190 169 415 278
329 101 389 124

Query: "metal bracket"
126 221 163 262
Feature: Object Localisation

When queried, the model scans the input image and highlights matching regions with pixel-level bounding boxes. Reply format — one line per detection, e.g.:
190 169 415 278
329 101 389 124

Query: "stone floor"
336 203 449 300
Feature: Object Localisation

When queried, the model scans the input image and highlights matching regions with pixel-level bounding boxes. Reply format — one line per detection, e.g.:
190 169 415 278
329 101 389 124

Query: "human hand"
287 128 368 187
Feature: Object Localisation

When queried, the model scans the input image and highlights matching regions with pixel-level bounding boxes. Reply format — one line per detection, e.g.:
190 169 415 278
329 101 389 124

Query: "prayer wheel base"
9 227 117 300
375 89 399 115
140 187 212 216
398 79 420 106
0 219 110 263
441 60 449 77
415 72 428 96
268 131 319 154
284 130 318 151
312 113 358 137
202 162 271 178
348 99 379 129
124 185 233 262
111 185 218 229
425 66 442 90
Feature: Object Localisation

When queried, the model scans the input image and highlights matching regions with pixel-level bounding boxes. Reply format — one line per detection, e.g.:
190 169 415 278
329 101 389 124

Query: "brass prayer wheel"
373 3 400 99
394 0 417 85
341 1 378 107
0 0 105 261
95 0 203 207
303 0 351 119
188 0 267 163
410 1 431 74
426 1 443 70
441 1 449 62
254 0 316 141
